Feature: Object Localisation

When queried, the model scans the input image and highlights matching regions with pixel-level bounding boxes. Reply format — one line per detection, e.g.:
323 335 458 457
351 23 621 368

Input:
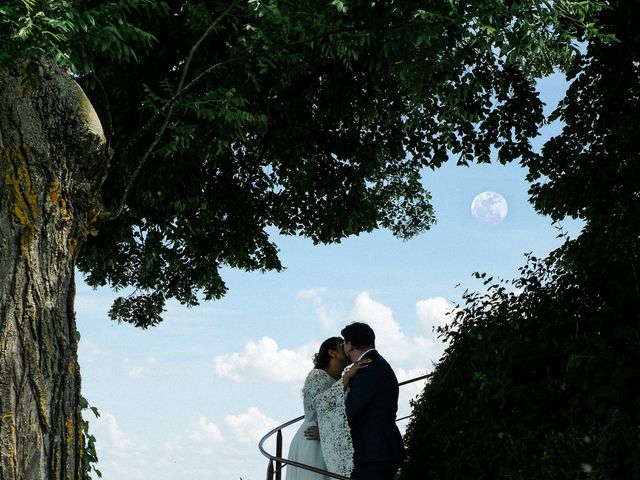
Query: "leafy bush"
401 251 640 480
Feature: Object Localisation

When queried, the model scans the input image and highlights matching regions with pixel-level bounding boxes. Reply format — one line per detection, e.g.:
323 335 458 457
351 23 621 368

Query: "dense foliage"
401 1 640 478
0 0 160 76
402 254 640 479
0 0 607 327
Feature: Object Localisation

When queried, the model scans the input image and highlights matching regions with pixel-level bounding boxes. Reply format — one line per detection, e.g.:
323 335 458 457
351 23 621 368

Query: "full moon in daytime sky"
471 191 509 225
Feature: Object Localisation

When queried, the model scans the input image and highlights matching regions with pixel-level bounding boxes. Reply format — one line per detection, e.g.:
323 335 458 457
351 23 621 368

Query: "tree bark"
0 62 109 479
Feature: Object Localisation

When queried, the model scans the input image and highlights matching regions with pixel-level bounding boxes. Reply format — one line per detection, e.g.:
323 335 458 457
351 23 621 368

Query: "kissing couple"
285 322 405 480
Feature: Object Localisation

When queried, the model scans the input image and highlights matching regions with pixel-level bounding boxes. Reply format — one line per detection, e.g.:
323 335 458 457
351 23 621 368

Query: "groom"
341 322 405 480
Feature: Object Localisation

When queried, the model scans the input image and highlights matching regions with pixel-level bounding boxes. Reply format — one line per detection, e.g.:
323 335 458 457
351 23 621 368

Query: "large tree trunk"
0 63 109 479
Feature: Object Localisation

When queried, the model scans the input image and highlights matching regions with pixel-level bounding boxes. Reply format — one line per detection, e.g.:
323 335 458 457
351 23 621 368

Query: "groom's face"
343 340 356 363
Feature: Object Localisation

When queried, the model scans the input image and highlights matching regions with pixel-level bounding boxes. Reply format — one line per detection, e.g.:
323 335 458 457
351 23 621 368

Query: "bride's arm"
341 358 371 390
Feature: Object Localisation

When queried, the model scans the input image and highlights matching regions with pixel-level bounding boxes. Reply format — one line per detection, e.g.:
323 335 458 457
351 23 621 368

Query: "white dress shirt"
357 348 375 361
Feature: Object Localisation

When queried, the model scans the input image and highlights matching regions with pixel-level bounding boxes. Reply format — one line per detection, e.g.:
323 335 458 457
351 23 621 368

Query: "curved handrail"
258 373 429 480
397 374 430 386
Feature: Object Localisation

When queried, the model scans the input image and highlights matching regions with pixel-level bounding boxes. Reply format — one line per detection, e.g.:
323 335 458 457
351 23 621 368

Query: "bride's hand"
342 359 371 389
304 425 320 441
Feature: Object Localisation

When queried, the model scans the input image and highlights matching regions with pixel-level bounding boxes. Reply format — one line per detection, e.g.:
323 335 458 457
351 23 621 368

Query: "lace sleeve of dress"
304 369 333 404
314 379 354 476
301 369 332 424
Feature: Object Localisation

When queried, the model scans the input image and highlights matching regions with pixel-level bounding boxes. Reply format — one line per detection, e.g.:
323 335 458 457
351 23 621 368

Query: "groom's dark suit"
345 349 405 480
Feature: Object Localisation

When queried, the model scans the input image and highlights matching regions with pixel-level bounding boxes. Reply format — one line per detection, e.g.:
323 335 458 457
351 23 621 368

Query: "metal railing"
258 373 429 480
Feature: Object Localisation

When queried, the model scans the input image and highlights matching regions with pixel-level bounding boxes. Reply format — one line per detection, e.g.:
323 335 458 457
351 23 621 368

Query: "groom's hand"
304 426 320 441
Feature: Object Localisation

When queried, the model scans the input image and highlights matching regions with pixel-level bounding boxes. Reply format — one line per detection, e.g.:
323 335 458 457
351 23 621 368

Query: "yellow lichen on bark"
2 146 38 258
53 451 61 478
68 237 78 255
46 181 73 222
65 418 75 457
38 392 48 429
78 430 84 460
59 196 71 221
20 82 32 97
29 360 51 430
1 412 15 434
1 413 17 480
6 448 16 480
4 153 37 223
77 422 85 464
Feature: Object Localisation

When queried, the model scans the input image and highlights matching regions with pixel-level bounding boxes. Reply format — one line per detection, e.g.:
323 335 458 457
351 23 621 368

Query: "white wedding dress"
285 369 354 480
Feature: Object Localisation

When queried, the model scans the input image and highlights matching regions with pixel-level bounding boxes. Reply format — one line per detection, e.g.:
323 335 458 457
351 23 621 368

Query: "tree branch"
111 0 241 219
113 24 361 182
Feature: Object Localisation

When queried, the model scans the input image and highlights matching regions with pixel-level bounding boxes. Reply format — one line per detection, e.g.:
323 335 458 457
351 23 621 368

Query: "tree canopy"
0 0 607 327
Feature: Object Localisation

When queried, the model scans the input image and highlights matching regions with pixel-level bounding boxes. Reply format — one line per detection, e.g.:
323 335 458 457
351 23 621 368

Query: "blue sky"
76 73 579 480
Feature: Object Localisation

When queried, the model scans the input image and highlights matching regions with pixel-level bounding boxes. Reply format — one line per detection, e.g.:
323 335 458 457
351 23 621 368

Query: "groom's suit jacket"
345 349 405 467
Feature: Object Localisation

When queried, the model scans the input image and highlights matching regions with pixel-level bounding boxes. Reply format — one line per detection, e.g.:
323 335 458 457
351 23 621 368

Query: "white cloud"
214 293 450 385
125 365 144 378
102 462 146 480
351 292 404 344
213 337 317 383
161 442 183 454
155 416 223 466
296 288 342 331
416 296 457 334
96 413 136 453
296 288 327 301
78 339 110 360
349 292 442 366
190 415 224 444
122 357 157 378
92 412 150 479
225 407 280 444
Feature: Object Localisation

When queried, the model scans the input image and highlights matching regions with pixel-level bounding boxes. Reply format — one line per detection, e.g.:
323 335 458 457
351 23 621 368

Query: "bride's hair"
313 337 343 369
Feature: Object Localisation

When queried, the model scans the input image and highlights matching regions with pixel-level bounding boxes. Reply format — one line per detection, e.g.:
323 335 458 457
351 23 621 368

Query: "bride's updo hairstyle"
313 337 343 369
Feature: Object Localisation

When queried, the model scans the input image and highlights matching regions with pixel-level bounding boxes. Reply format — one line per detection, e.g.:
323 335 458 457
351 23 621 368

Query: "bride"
285 337 370 479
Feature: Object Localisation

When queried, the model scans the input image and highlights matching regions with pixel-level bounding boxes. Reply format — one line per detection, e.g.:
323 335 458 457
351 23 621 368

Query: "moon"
471 192 508 225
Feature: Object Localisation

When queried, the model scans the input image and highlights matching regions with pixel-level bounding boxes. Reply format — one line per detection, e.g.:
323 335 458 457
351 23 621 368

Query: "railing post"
275 429 283 480
266 459 274 480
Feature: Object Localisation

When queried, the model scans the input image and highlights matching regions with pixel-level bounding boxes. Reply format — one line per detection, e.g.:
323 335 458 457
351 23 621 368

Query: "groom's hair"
341 322 375 349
